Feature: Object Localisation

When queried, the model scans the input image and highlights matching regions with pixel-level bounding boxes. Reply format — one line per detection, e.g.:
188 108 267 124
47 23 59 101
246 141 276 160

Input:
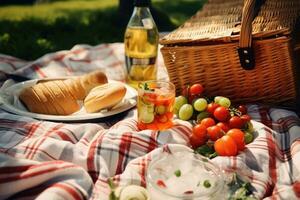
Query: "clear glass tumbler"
137 80 175 131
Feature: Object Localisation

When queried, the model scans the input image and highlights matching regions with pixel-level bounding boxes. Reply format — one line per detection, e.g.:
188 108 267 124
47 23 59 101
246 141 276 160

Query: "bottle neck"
127 6 157 29
132 6 151 17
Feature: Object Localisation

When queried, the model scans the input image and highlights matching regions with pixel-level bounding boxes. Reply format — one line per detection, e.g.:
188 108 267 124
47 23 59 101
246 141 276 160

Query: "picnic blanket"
0 43 300 200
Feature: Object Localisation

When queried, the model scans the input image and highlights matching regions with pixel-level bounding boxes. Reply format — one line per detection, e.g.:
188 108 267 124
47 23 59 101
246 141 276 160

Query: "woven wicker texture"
161 0 300 45
160 0 300 107
162 37 297 105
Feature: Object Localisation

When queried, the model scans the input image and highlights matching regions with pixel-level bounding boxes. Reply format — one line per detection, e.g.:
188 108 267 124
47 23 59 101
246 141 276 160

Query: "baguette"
84 82 127 113
19 70 108 115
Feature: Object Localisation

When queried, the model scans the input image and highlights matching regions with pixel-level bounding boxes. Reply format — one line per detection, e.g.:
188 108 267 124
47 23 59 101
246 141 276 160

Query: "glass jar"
137 80 175 131
146 150 226 200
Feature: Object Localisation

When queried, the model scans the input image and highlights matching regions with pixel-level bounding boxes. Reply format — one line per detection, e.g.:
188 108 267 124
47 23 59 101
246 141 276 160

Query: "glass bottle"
124 0 159 89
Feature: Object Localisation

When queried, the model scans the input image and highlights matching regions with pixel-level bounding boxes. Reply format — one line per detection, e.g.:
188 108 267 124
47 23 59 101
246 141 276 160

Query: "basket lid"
160 0 300 45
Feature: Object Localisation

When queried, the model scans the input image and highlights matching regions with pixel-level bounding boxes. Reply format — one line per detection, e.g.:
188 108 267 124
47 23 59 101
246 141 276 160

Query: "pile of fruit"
174 84 255 158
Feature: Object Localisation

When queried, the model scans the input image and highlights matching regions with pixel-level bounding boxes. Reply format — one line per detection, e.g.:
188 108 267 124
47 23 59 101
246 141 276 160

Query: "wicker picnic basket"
160 0 300 108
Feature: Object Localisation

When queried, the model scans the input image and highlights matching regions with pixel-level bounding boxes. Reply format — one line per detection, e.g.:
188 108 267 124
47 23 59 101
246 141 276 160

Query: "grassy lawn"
0 0 205 60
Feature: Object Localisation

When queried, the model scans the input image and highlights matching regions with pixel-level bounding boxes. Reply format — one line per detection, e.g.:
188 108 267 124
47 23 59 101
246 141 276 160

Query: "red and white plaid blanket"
0 43 300 200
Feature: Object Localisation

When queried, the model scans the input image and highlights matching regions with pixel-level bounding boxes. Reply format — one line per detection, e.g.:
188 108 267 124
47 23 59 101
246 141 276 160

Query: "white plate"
0 78 137 122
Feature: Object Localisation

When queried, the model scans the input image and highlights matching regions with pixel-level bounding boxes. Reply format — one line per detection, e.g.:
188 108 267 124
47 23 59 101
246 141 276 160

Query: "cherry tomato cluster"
175 83 255 157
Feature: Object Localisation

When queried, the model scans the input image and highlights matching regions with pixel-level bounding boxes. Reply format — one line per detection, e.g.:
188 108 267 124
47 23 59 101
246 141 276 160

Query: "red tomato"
207 125 224 141
241 114 251 123
238 105 248 115
216 122 230 132
222 135 238 156
213 106 230 122
189 84 204 96
206 103 220 114
190 134 207 149
200 117 216 128
190 124 208 148
214 135 238 156
229 116 244 129
227 129 245 151
193 124 207 139
214 138 226 156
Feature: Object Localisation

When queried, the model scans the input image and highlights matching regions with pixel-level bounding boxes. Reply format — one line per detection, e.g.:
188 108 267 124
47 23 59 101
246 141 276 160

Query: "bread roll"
19 70 108 115
79 70 108 95
67 70 108 100
84 82 127 113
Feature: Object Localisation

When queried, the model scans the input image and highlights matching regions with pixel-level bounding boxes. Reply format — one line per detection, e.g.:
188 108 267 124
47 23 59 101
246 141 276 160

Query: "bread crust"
84 82 127 113
80 70 108 95
64 78 86 100
19 86 46 114
53 80 80 115
42 81 63 115
19 70 108 115
33 83 51 114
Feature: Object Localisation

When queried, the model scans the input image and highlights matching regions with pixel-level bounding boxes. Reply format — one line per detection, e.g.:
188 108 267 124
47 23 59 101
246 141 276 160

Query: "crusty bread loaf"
19 70 108 115
84 82 127 113
19 80 79 115
63 78 86 100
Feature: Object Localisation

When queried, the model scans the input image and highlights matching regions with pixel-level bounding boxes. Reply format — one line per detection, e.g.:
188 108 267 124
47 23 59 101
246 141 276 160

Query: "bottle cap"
134 0 150 7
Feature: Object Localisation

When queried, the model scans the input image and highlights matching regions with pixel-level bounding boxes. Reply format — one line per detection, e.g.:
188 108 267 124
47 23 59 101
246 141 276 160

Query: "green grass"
0 0 205 60
0 0 118 21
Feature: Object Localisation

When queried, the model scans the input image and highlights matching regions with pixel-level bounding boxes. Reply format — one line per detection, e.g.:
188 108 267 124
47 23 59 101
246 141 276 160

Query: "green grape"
193 98 208 111
214 96 224 104
245 122 254 133
244 131 254 144
178 104 194 121
155 105 166 115
218 97 231 108
174 96 188 114
196 111 210 123
175 96 188 109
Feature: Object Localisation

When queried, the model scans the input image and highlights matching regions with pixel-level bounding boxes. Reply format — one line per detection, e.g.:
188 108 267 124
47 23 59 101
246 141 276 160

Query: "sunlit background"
0 0 206 60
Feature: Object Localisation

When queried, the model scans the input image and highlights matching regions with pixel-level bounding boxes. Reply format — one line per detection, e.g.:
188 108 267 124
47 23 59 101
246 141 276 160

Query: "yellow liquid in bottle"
124 26 158 88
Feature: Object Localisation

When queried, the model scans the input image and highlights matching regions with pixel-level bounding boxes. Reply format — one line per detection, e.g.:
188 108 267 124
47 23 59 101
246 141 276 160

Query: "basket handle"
238 0 258 70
